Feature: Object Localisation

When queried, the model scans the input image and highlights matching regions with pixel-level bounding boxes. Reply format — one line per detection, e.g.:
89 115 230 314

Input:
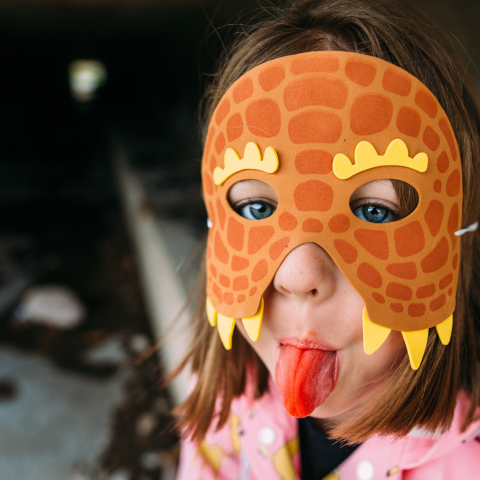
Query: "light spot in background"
68 59 107 103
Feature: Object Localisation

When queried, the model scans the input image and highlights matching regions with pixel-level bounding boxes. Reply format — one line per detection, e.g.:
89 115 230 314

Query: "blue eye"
236 201 276 220
353 204 395 223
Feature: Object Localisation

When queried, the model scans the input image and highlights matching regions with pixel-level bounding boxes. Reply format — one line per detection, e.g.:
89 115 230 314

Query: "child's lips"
275 340 338 418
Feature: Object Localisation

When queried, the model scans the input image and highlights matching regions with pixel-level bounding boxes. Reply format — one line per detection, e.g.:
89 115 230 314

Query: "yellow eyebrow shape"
213 142 279 186
333 138 428 180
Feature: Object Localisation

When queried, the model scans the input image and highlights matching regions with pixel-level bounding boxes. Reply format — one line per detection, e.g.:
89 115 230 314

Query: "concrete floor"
0 345 125 480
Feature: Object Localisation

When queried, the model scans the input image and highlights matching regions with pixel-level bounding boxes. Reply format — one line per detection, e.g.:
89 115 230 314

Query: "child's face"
229 178 406 421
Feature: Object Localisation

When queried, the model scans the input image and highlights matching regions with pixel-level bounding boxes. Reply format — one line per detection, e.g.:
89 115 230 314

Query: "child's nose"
272 242 336 302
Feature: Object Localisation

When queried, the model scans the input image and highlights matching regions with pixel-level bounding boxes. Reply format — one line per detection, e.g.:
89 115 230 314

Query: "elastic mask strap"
455 221 479 236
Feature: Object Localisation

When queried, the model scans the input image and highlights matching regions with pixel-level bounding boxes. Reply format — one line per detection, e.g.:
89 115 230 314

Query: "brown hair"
173 0 480 443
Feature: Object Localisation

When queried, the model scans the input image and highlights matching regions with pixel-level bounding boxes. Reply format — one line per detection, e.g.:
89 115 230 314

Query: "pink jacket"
177 379 480 480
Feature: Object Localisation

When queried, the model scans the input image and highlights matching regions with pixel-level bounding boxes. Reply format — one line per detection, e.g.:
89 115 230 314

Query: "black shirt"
299 417 360 479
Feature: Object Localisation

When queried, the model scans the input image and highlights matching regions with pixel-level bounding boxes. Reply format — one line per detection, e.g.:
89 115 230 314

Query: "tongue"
275 345 337 418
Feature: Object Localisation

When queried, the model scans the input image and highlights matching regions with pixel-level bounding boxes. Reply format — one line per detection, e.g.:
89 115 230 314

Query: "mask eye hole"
349 179 418 224
228 179 278 221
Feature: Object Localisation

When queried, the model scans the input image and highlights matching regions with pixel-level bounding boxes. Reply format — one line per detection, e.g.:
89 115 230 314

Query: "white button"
356 460 375 480
258 427 276 446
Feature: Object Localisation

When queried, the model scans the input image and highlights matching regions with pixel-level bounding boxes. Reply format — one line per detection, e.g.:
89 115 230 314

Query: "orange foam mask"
202 51 462 369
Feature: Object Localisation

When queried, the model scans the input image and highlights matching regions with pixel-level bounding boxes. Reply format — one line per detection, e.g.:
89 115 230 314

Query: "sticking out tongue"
275 345 337 418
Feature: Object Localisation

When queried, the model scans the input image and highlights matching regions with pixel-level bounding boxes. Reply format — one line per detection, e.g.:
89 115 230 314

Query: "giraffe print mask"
202 51 462 370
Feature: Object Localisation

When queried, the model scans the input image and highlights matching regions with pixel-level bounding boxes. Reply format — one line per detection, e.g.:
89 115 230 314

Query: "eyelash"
351 199 399 223
232 197 277 211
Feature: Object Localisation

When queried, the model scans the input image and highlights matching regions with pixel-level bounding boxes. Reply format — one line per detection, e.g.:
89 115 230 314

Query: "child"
174 1 480 478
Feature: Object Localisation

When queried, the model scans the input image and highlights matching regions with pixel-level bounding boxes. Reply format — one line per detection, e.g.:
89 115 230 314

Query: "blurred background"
0 1 477 479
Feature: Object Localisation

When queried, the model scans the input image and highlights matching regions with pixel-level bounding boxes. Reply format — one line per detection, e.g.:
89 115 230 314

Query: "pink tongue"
275 345 337 418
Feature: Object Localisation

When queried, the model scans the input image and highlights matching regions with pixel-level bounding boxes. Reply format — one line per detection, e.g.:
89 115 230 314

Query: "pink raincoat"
177 378 480 480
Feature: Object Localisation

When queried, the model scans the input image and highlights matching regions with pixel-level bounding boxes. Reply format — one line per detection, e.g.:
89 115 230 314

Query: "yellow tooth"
217 314 236 350
241 297 264 342
435 314 453 346
362 308 391 355
206 297 217 326
402 329 429 370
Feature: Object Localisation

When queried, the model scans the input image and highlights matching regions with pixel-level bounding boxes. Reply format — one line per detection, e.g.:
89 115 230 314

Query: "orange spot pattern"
248 226 275 255
439 273 453 289
278 212 298 231
417 284 435 299
233 77 254 104
390 303 403 313
372 292 385 304
289 111 342 144
424 200 444 237
284 77 348 111
215 99 230 125
226 113 244 142
295 150 333 174
345 60 376 86
232 256 249 271
447 204 459 250
437 151 449 173
328 214 350 233
302 219 323 233
423 126 440 151
215 132 226 154
224 293 234 305
439 118 457 160
386 282 412 301
233 276 249 291
386 262 417 280
294 181 334 212
446 170 460 197
251 259 268 282
452 254 458 270
290 55 340 74
430 294 446 312
350 94 393 135
214 232 229 264
334 239 358 264
354 229 389 260
421 237 449 273
357 263 383 288
269 237 290 261
216 199 226 229
408 304 425 317
415 90 437 119
396 107 421 137
259 65 285 92
227 217 244 251
394 222 425 257
382 69 411 96
219 274 230 288
246 99 281 137
203 172 213 195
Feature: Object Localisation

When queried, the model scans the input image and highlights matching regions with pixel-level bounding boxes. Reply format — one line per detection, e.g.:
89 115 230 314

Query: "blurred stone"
15 285 86 329
129 333 150 354
109 468 130 480
136 412 157 437
139 451 160 470
153 397 169 415
83 335 128 365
